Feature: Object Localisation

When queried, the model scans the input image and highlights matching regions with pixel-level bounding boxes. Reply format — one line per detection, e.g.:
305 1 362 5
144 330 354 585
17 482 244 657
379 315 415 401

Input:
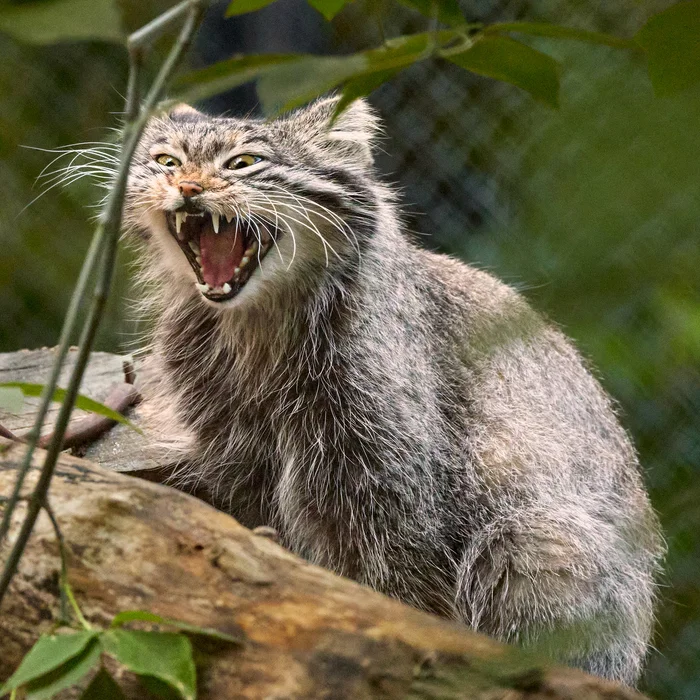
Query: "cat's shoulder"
414 247 541 338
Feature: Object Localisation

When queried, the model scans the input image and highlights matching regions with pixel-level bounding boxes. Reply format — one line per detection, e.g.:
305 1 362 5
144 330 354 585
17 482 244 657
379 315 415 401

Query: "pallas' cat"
123 98 663 685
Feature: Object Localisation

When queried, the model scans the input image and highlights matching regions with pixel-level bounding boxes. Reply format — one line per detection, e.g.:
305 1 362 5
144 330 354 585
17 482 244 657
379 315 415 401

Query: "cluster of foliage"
1 605 240 699
0 0 699 110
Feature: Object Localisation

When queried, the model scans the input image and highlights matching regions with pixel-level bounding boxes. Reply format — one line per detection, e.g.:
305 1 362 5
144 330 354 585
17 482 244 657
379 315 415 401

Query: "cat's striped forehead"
140 97 380 168
146 115 277 162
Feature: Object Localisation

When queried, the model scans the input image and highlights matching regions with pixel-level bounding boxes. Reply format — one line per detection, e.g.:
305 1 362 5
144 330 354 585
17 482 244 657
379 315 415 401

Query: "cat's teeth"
196 255 202 265
175 211 187 235
211 212 220 234
222 283 231 294
189 240 200 254
195 283 209 293
233 267 241 278
245 241 258 256
241 256 250 267
225 213 234 224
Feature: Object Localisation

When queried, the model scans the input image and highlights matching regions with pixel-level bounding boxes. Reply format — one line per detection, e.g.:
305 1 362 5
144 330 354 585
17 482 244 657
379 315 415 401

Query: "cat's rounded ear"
294 97 381 167
166 103 206 121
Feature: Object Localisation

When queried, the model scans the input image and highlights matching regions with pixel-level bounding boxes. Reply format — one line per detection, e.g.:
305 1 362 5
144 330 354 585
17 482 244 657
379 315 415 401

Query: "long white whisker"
249 204 297 269
262 200 331 266
253 196 342 266
249 202 335 268
261 184 361 260
249 192 286 267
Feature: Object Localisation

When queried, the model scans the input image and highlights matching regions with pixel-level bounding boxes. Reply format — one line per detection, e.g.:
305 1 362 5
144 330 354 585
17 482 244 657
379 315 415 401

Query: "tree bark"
0 438 649 700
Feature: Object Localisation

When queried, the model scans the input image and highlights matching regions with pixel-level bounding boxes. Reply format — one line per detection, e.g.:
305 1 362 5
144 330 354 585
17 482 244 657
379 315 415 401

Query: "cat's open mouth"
165 209 277 302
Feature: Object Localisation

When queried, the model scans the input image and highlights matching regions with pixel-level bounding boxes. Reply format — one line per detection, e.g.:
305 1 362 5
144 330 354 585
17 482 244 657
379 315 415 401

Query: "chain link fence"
1 0 698 696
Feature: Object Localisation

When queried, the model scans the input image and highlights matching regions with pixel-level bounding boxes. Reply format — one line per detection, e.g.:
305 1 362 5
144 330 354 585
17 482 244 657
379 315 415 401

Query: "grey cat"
123 97 664 686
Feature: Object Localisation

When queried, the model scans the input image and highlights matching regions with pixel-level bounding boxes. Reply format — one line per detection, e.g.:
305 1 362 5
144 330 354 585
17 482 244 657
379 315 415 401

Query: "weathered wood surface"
0 439 649 700
0 347 159 473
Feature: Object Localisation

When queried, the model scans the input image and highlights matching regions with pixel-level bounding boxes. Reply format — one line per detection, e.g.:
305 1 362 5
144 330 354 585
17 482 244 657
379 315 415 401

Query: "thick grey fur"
122 97 664 686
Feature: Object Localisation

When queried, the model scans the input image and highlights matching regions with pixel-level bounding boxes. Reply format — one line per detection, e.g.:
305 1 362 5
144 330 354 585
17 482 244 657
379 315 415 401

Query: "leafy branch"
0 2 225 694
0 0 696 113
0 608 241 699
181 0 698 113
0 0 207 611
0 382 141 434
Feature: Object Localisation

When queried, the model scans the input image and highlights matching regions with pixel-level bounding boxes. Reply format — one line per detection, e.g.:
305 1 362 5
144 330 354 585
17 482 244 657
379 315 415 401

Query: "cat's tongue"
199 227 244 288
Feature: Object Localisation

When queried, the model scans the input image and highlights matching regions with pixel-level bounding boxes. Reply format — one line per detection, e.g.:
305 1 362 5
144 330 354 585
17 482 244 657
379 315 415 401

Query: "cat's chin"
163 208 280 303
195 268 266 309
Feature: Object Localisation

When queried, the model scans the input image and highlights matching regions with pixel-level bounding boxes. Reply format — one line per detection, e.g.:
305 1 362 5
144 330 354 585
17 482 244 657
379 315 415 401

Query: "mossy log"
0 437 650 700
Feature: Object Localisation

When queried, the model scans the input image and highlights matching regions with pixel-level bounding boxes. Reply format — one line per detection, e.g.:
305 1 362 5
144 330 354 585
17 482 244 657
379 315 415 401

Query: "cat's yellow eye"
226 154 263 170
155 154 181 167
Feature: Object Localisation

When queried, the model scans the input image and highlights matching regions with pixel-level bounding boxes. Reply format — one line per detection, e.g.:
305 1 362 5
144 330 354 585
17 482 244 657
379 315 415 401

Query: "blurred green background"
0 0 698 696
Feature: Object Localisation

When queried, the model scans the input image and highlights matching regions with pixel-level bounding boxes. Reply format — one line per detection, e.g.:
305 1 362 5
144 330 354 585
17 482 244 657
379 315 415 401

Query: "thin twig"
123 357 137 385
0 423 19 441
0 230 105 546
45 501 91 629
374 0 387 46
125 47 144 123
36 383 141 450
428 0 439 35
127 0 196 50
44 501 70 625
0 0 207 609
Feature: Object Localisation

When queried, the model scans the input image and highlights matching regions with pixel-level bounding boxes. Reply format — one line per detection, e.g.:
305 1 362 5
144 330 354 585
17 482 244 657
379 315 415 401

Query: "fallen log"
0 438 648 699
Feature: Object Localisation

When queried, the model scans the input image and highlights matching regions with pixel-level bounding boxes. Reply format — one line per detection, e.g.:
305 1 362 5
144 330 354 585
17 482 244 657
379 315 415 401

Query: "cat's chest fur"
154 294 354 526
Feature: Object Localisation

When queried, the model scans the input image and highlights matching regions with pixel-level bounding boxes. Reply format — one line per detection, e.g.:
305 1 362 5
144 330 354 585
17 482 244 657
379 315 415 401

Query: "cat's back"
414 247 651 510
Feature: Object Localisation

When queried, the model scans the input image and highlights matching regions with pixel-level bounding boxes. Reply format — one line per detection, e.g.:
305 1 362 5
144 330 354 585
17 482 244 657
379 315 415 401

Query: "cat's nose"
179 181 203 198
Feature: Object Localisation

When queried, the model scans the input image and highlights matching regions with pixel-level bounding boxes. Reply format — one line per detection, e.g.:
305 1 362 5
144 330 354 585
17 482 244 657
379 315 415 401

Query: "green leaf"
25 640 101 700
257 54 368 114
0 632 98 694
396 0 464 27
486 21 635 50
110 610 244 645
306 0 352 21
101 630 196 700
636 0 700 97
225 0 278 17
174 53 301 105
0 387 24 414
334 67 403 121
80 668 127 700
177 30 450 111
0 382 142 434
258 32 436 114
0 0 123 44
447 35 560 108
137 676 182 700
367 32 435 64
